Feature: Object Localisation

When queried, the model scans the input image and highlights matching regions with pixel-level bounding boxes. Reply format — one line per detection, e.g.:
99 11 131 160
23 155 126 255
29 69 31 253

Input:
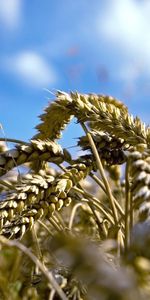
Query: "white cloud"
5 51 57 87
98 0 150 53
97 0 150 80
0 0 22 29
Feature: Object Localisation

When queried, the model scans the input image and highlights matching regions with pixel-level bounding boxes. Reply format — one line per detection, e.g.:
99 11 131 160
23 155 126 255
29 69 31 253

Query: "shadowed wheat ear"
0 163 91 238
78 129 129 165
129 151 150 218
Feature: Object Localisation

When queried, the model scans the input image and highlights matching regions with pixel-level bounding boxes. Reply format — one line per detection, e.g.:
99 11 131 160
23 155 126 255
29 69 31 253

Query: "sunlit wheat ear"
69 91 128 112
33 91 127 141
34 91 73 140
0 139 63 176
129 151 150 216
84 93 128 112
64 92 149 147
90 110 149 147
0 163 91 238
32 91 149 148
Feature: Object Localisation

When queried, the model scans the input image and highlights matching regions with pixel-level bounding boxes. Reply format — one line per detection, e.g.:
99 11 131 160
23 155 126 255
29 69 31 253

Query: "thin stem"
88 204 107 238
79 182 114 218
129 193 133 234
52 214 64 230
48 216 62 232
0 137 29 145
0 236 68 300
49 289 56 300
90 172 124 217
69 203 82 229
91 201 114 225
124 160 130 251
0 179 16 190
101 220 108 237
57 163 114 224
31 225 43 261
81 123 118 224
117 228 124 258
55 211 66 229
73 186 115 225
58 156 115 226
89 172 106 192
38 220 54 236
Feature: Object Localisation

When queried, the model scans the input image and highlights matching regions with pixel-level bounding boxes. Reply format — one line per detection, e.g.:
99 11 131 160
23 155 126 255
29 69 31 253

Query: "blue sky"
0 0 150 151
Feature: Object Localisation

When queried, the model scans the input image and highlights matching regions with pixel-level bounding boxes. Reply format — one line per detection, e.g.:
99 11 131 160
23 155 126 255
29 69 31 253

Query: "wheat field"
0 91 150 299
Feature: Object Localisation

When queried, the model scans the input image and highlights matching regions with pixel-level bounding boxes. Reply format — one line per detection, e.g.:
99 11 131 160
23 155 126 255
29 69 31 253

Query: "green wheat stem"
81 122 119 225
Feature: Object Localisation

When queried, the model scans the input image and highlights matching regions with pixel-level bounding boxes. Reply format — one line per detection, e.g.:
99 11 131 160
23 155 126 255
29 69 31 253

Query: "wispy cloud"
4 51 58 87
0 0 22 29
